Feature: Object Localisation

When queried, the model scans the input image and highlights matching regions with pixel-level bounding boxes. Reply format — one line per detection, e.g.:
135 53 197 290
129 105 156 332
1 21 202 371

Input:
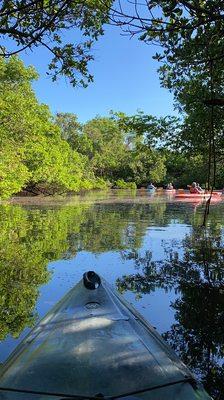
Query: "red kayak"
211 191 223 196
175 192 221 202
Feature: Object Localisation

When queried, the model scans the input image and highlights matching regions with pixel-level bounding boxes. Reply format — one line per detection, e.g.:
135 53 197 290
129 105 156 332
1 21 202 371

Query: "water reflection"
0 200 168 339
117 225 224 399
0 203 92 339
0 194 223 399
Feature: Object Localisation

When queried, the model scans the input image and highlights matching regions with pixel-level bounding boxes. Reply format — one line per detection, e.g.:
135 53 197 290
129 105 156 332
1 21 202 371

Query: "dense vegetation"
114 0 224 191
1 55 224 199
1 1 224 198
0 57 108 199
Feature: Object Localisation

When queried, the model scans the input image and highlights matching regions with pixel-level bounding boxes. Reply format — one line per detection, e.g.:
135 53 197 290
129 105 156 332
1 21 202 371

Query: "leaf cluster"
0 0 112 86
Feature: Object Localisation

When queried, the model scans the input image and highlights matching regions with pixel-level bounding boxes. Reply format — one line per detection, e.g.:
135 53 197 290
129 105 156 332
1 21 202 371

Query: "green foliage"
25 137 87 195
112 107 224 188
144 2 224 188
110 2 224 189
55 113 82 148
0 0 112 86
56 112 169 187
164 152 207 188
82 117 128 179
93 177 110 189
129 146 166 185
0 145 30 199
112 1 224 77
0 57 98 198
112 110 178 148
2 56 224 197
111 111 172 185
115 180 137 190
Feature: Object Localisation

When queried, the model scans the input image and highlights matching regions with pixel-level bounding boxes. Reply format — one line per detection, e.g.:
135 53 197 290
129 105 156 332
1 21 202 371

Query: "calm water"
0 190 224 399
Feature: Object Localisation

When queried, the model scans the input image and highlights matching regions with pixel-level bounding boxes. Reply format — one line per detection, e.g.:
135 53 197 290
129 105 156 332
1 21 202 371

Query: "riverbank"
4 188 223 207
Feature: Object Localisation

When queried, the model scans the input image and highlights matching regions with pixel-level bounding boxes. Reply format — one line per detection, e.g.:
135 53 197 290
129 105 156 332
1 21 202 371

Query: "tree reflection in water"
0 201 167 340
1 198 224 398
117 227 224 399
0 203 90 340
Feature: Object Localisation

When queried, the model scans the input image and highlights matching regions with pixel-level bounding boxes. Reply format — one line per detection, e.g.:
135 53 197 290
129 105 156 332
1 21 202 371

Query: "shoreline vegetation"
1 57 223 201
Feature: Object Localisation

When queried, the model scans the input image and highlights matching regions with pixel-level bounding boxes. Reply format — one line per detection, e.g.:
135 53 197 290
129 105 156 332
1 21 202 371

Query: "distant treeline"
1 57 223 199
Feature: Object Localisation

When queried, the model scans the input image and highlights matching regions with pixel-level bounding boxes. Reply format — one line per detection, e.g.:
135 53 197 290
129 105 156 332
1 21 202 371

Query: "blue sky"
20 25 174 123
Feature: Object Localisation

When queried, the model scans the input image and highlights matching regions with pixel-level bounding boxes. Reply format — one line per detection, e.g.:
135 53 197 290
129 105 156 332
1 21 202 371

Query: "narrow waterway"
0 190 224 399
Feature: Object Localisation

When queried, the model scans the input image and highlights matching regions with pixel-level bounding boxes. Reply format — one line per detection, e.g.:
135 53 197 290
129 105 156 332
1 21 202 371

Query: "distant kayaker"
189 182 203 194
147 182 156 190
166 182 174 190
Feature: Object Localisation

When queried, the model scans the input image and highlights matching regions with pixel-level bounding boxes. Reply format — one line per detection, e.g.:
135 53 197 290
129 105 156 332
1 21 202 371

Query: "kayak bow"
0 271 211 399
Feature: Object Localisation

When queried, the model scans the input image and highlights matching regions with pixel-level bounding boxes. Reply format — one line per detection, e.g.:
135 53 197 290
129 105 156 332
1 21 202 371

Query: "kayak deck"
0 272 210 399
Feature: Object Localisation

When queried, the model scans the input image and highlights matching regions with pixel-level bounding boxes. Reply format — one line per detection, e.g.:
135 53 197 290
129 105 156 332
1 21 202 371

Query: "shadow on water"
0 193 224 399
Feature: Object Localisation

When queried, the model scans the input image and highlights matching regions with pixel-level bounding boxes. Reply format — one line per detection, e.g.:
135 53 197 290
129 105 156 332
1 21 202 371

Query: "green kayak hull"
0 272 211 399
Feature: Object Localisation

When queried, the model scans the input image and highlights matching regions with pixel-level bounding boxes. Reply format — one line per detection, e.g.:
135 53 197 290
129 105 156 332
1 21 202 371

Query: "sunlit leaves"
0 146 30 199
0 57 99 198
